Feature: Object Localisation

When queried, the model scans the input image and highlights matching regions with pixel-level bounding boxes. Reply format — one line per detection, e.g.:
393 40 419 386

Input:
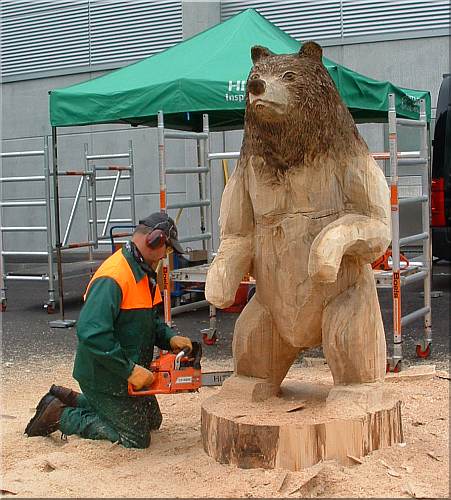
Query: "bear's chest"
247 156 345 217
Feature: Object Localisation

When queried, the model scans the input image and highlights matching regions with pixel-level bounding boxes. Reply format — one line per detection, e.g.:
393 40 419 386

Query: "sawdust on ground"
1 356 449 498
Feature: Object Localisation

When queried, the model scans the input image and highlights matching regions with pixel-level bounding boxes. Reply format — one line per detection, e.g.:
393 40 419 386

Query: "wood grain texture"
205 42 391 399
201 381 403 471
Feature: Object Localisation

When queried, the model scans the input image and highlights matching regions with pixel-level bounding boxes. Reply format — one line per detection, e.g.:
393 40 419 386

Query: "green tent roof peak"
49 8 430 129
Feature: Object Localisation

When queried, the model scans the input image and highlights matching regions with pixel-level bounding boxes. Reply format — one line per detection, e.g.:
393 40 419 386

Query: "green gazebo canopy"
49 8 431 130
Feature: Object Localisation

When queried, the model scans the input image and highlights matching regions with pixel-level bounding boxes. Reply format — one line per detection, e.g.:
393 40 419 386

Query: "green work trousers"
59 386 162 449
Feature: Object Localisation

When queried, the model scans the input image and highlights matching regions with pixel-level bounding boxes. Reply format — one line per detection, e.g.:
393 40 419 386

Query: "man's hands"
170 335 193 354
127 338 192 390
127 364 155 390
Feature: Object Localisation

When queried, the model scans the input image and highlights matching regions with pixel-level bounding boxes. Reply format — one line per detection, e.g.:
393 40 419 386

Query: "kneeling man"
25 213 192 448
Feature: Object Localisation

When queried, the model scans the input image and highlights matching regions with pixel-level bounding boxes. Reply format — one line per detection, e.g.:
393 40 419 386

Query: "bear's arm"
308 157 391 283
205 162 254 308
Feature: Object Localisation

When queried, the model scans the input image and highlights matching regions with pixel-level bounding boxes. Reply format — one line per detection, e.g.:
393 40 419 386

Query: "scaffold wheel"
387 360 402 373
46 302 56 314
203 332 217 346
416 342 431 359
392 361 402 373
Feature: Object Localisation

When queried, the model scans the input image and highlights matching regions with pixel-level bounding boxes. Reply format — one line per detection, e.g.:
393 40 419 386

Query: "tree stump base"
201 379 403 470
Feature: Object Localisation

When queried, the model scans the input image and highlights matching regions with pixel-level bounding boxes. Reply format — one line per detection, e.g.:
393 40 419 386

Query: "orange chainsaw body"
128 342 202 396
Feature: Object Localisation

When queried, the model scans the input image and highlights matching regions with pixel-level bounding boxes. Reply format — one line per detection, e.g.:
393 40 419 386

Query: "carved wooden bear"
205 42 391 401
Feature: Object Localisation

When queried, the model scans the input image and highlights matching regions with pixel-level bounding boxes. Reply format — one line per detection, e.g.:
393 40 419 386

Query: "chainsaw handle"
127 382 158 396
174 350 185 370
174 346 194 369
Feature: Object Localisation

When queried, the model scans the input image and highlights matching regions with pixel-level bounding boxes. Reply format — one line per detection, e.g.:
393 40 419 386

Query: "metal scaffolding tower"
157 111 214 326
0 138 55 311
386 94 432 371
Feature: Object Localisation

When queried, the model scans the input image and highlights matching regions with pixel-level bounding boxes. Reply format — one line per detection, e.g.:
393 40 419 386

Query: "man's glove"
127 364 155 390
169 336 193 354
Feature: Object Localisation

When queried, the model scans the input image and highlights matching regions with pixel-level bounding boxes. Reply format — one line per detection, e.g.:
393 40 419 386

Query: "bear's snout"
248 78 266 96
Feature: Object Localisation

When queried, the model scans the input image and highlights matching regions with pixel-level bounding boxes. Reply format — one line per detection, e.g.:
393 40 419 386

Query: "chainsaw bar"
201 371 233 386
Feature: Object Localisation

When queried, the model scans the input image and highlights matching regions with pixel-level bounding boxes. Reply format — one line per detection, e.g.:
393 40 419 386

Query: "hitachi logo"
228 80 246 92
225 80 246 102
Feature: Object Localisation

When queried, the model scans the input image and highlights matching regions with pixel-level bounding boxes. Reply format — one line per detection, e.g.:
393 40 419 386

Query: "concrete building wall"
1 1 449 259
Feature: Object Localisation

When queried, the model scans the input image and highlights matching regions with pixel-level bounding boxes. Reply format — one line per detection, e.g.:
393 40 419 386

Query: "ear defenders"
146 229 168 249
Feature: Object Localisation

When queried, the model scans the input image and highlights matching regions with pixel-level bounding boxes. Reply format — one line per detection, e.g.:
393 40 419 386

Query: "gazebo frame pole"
49 126 76 328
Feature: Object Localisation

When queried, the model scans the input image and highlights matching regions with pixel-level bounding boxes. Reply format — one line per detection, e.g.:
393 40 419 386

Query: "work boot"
49 384 80 407
24 394 66 437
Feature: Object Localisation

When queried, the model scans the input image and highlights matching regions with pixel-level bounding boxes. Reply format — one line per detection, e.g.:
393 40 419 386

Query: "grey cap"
138 212 184 254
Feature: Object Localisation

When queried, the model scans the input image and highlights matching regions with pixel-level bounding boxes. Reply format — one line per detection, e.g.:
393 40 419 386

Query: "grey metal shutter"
221 0 450 41
1 0 183 79
1 0 90 78
342 1 450 37
221 1 342 40
89 0 183 66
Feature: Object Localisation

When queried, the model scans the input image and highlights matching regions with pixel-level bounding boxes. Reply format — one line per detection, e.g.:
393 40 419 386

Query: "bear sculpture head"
242 41 367 176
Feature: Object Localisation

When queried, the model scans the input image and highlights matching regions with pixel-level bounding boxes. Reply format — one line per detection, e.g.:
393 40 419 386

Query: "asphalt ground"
1 260 450 370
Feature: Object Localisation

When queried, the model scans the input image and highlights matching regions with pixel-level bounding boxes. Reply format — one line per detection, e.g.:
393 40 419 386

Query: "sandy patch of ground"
1 357 448 498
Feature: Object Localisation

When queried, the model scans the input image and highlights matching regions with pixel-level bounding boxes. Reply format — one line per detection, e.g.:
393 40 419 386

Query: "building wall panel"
221 0 450 42
1 0 182 78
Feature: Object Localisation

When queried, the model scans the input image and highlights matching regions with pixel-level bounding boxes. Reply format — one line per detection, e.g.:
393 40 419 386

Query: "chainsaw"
128 341 232 396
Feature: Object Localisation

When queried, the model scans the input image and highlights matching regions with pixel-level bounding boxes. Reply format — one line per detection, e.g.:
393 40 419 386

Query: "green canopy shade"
49 8 431 130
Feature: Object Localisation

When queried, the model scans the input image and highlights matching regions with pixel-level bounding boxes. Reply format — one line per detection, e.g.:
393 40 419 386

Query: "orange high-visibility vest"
84 249 162 309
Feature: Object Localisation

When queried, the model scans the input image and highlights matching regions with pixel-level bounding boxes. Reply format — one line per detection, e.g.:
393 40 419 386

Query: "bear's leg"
322 266 386 392
221 295 300 402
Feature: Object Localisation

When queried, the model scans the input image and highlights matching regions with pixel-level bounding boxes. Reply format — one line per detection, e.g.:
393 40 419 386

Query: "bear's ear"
299 41 323 62
251 45 273 64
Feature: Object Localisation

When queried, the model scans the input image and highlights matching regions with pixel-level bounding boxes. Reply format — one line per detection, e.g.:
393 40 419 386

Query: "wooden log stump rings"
201 380 403 471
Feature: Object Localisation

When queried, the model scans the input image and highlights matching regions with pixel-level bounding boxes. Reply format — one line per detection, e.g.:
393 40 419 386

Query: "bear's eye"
282 71 296 81
250 73 260 80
